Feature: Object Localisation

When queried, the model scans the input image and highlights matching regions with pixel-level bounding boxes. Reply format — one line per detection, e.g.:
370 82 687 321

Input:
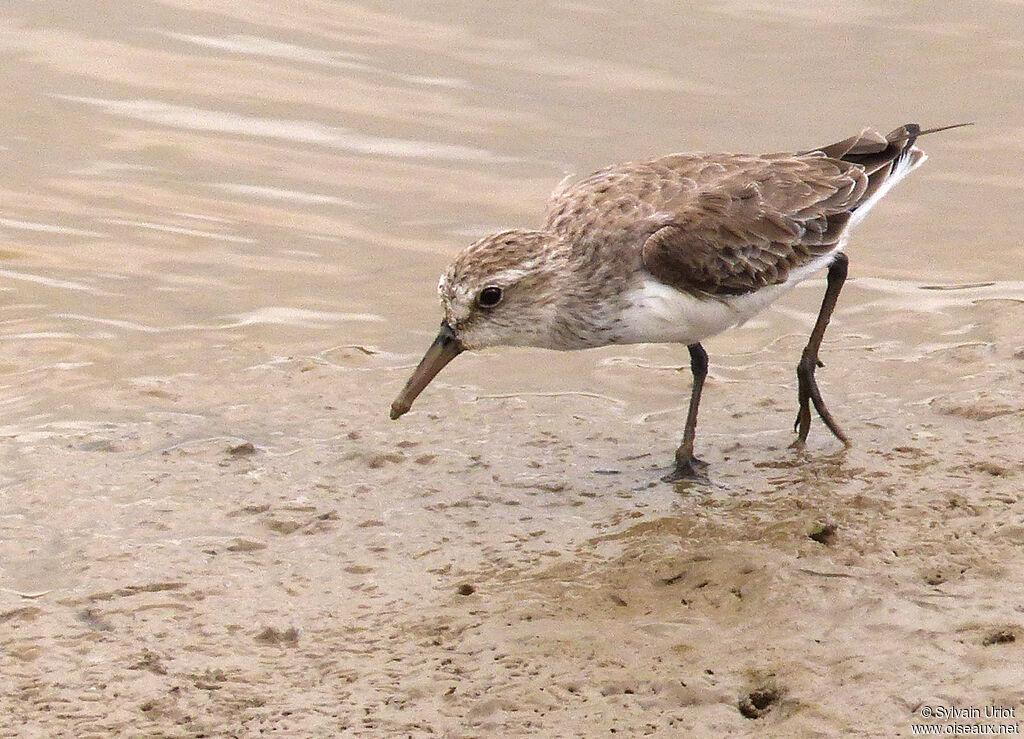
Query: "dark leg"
792 252 851 449
663 343 709 482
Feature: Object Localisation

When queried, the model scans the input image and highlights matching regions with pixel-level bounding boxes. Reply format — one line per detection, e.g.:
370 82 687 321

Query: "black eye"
477 286 503 308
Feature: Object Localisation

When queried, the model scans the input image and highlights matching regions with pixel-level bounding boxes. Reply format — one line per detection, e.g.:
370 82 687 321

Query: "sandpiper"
390 123 968 480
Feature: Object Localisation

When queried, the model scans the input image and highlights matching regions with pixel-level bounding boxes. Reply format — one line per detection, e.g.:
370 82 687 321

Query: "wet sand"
3 290 1023 736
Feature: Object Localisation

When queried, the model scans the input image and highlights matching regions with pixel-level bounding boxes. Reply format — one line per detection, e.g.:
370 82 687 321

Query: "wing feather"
641 126 922 296
543 124 947 298
641 154 866 295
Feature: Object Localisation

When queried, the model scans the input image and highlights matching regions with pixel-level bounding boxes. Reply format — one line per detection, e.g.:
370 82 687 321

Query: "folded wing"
642 125 923 296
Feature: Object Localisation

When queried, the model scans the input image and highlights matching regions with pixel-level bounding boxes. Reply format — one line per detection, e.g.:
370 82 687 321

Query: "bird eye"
477 286 503 308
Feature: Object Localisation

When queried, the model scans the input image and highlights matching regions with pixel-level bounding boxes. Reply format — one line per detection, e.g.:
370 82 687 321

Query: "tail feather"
915 121 974 137
811 121 972 169
882 121 971 161
829 122 970 229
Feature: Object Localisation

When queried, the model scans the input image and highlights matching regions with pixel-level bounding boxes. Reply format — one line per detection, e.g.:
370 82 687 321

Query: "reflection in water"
60 95 511 163
0 268 111 294
210 182 366 207
102 217 257 243
156 30 471 89
0 217 106 238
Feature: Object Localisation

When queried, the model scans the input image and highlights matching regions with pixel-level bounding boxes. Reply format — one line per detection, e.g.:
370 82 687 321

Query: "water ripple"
153 30 470 90
58 95 512 163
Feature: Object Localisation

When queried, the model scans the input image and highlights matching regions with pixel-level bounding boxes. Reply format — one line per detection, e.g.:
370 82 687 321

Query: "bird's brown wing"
642 126 921 296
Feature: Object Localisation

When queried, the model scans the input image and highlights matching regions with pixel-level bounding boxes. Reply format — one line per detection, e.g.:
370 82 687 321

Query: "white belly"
616 252 839 345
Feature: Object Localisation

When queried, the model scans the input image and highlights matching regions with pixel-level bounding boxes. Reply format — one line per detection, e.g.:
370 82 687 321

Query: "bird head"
390 229 566 419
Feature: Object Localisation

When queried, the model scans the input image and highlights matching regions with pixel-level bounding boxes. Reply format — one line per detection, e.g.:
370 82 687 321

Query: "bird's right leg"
663 342 709 482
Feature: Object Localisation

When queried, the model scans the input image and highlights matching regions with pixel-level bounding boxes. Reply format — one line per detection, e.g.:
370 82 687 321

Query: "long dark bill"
389 321 463 420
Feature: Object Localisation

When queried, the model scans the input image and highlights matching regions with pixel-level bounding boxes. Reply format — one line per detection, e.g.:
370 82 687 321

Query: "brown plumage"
391 122 969 480
544 123 953 298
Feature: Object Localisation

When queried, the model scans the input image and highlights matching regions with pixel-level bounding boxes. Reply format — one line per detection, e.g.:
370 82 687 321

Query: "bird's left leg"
663 342 709 482
792 251 851 449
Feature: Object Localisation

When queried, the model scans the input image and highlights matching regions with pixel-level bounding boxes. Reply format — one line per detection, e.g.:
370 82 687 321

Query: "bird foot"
661 454 710 483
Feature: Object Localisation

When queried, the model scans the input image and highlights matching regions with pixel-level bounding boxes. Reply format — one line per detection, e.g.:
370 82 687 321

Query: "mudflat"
3 288 1023 735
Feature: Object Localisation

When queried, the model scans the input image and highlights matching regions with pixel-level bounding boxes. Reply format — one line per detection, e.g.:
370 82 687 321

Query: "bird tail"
831 121 971 229
811 121 972 166
910 121 975 139
885 121 973 166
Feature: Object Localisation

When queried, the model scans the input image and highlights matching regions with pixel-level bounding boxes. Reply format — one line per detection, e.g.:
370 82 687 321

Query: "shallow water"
1 0 1022 431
